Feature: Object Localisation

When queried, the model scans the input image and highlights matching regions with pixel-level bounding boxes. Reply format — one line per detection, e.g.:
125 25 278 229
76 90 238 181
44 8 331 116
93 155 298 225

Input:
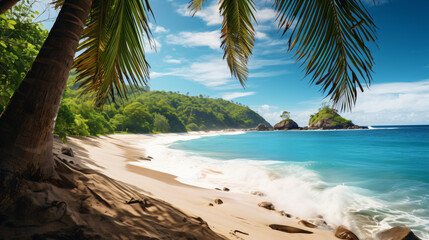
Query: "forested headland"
52 74 270 140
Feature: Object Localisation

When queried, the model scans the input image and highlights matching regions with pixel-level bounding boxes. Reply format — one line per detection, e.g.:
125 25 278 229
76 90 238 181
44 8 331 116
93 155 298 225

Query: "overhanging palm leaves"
275 0 376 110
190 0 256 86
59 0 153 104
190 0 376 110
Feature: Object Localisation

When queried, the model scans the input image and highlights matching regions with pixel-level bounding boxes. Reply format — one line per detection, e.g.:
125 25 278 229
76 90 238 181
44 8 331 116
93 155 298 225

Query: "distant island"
253 105 367 131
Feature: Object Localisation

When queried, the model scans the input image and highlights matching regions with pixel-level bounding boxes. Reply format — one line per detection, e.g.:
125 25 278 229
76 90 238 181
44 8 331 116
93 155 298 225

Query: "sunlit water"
135 126 429 239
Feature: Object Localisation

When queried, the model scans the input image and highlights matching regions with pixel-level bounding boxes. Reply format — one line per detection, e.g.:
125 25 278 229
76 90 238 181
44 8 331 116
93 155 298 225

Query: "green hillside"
54 77 269 140
309 105 353 129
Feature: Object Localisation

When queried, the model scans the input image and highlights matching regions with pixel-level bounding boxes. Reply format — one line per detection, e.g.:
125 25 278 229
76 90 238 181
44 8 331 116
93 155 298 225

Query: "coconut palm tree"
0 0 376 179
0 0 153 178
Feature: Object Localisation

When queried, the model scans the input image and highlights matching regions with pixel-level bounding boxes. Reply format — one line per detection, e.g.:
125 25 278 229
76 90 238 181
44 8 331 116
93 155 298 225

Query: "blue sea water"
171 126 429 239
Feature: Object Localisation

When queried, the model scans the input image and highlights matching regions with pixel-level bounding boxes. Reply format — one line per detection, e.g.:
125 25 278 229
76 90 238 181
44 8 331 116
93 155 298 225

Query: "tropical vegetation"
0 0 376 180
280 111 290 120
0 1 48 111
54 75 269 141
309 104 353 127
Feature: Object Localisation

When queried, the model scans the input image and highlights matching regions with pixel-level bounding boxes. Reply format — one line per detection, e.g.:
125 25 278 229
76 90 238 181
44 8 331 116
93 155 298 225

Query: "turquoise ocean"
138 126 429 239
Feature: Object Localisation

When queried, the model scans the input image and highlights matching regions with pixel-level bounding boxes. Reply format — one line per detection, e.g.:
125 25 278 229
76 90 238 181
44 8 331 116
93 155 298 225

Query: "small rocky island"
274 119 299 130
251 106 367 131
308 106 367 130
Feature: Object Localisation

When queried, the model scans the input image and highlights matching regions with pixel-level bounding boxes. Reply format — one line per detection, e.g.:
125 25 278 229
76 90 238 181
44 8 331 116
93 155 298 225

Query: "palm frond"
51 0 64 9
219 0 256 86
188 0 207 15
275 0 376 111
73 0 154 104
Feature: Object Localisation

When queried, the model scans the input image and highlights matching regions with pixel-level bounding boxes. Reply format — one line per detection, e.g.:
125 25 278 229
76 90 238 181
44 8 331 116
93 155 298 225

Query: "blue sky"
37 0 429 126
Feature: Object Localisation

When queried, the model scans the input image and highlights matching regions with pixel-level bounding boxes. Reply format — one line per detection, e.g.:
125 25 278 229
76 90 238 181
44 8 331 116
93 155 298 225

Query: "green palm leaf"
220 0 256 86
189 0 256 86
275 0 376 110
72 0 153 104
188 0 207 15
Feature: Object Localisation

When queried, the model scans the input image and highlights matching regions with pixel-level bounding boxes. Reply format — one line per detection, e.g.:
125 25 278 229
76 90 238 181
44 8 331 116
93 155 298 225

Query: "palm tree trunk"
0 0 19 15
0 0 93 179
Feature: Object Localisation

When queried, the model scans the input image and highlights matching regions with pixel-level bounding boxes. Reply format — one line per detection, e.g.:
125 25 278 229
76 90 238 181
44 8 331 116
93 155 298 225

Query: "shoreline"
62 131 339 240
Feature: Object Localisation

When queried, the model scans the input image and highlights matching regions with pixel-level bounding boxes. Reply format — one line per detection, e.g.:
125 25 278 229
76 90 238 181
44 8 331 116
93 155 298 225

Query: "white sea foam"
368 126 400 130
133 132 428 240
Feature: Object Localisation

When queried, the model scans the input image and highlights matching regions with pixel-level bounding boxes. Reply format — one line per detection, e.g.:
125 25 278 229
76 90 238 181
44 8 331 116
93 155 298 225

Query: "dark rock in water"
255 123 269 131
251 191 265 196
298 220 317 228
335 226 359 240
61 147 74 157
208 203 214 206
214 188 221 191
269 224 313 234
222 187 230 192
377 227 421 240
258 202 275 210
138 156 152 161
214 199 223 205
273 119 299 130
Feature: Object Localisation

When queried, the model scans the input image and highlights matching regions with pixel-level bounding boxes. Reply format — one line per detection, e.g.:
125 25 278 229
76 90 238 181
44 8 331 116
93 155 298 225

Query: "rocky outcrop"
308 119 367 130
273 119 299 130
269 224 313 234
257 202 275 210
335 226 359 240
255 123 269 131
309 118 354 130
377 227 421 240
308 107 367 130
298 220 317 228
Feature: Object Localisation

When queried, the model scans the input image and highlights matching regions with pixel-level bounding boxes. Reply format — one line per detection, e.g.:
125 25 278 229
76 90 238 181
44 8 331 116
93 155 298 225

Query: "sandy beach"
59 132 340 240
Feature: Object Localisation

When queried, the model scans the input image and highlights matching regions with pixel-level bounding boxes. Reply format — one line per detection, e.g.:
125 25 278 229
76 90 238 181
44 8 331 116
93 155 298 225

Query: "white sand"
65 132 338 240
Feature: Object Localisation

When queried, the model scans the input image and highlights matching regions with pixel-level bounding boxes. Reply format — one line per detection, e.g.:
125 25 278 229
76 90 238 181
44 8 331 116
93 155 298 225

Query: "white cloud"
253 104 316 126
166 31 220 50
148 23 169 34
275 80 429 126
255 8 276 23
154 26 168 33
249 59 293 69
144 38 161 53
178 3 277 26
151 57 234 88
249 70 291 78
222 91 256 100
255 31 269 40
177 3 221 26
253 105 282 125
342 80 429 125
253 80 429 126
163 56 182 64
151 55 290 89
